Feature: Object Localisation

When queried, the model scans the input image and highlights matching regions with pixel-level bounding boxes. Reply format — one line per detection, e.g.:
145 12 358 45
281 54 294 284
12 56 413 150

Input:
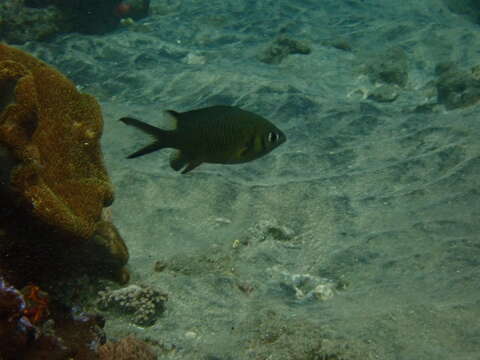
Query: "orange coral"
22 284 49 324
0 44 128 284
0 44 112 239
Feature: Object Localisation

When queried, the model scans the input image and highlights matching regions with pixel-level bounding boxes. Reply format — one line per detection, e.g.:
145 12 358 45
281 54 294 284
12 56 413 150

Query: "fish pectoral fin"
181 161 202 174
237 137 256 160
238 146 249 157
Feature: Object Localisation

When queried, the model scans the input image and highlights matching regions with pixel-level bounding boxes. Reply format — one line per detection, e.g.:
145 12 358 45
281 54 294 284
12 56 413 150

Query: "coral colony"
0 44 156 359
0 43 129 285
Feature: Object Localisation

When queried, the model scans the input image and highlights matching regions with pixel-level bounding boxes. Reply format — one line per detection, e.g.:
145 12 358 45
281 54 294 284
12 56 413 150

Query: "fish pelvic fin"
170 150 188 171
120 116 177 158
170 150 202 174
181 161 202 174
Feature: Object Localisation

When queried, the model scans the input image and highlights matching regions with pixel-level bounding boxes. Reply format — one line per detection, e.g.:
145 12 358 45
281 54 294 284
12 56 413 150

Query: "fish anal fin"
181 161 202 174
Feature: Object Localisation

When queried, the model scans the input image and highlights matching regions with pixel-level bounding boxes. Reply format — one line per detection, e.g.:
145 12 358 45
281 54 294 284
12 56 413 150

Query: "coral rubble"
247 218 295 243
435 62 480 109
0 43 129 286
99 335 157 360
97 284 167 326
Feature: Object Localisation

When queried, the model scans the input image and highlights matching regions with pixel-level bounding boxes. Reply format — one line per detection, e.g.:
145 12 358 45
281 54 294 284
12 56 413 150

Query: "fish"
119 105 286 174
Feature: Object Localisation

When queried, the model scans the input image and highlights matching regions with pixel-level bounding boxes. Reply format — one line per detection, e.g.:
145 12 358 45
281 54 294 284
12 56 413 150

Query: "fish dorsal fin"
163 110 180 130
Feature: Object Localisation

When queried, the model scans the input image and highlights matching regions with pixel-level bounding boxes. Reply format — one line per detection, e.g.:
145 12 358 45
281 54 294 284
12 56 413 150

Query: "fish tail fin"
120 117 169 138
120 117 175 158
125 142 165 158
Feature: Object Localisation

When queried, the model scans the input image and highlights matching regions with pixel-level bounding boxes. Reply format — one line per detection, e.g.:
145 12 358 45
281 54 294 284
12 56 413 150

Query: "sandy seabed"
21 0 480 358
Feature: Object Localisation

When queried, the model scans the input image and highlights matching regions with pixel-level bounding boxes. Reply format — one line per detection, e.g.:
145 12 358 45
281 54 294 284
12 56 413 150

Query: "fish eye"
267 132 278 143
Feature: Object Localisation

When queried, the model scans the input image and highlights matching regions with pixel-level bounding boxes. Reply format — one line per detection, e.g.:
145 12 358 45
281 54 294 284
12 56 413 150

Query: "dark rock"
442 0 480 24
322 38 353 51
435 61 457 76
436 65 480 109
365 47 409 87
0 0 66 44
259 35 312 65
0 0 151 44
368 84 399 103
